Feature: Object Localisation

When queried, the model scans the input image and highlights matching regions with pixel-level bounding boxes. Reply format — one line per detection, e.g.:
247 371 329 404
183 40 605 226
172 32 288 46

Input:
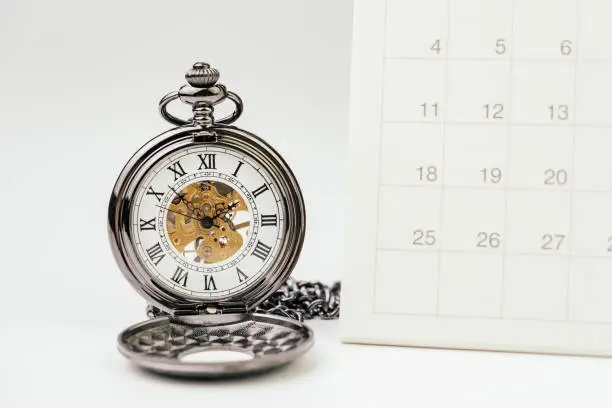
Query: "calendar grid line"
370 0 389 316
385 56 612 64
383 120 612 129
379 183 612 195
566 0 582 321
500 0 517 319
371 308 612 327
434 0 453 315
375 247 612 260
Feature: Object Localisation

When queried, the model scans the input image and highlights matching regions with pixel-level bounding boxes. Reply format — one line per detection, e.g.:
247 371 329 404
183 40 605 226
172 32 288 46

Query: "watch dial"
130 146 285 300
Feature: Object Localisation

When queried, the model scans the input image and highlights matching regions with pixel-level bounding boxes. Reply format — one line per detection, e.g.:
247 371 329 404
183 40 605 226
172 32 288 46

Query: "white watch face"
130 146 285 300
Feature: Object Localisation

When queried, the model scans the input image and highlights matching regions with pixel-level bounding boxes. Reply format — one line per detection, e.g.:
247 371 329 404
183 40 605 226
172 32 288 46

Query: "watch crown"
185 62 220 88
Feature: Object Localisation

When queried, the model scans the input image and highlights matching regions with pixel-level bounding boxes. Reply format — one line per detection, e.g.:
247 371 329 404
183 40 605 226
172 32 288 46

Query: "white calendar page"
342 0 612 356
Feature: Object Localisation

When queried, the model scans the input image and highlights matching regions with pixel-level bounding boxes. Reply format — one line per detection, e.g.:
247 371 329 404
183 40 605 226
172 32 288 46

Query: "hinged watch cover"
108 62 311 377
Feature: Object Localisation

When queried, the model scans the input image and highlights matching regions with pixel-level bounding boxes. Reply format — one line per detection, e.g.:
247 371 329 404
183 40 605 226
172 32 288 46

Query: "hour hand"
226 219 250 231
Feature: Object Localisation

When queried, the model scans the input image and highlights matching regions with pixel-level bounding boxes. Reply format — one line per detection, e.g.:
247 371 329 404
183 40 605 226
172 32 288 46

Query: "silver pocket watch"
108 62 339 378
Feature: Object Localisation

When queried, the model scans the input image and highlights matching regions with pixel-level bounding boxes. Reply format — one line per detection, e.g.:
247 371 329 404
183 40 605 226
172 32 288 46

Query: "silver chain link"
255 278 341 322
145 279 341 322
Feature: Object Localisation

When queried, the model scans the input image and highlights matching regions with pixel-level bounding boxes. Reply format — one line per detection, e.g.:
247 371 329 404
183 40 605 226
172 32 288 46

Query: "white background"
1 0 612 407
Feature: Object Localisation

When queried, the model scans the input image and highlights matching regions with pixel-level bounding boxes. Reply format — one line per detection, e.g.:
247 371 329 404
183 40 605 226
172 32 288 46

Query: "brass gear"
166 180 249 264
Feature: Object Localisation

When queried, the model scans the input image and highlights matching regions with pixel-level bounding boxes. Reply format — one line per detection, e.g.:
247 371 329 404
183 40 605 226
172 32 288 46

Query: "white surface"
343 0 612 356
1 0 612 406
5 320 612 407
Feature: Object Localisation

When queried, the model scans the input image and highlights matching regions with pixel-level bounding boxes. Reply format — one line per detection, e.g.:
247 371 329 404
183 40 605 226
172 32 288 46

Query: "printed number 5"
495 39 506 55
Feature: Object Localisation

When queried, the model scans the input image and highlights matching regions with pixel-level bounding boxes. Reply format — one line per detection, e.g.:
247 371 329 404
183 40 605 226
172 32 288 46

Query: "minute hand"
168 185 195 209
156 205 201 222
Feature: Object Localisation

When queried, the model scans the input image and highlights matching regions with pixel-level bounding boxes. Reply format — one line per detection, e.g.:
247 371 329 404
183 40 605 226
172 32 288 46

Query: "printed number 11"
421 102 438 118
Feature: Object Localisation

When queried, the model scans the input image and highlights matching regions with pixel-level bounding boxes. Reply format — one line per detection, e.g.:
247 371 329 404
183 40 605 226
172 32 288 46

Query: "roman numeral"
167 160 187 180
139 218 156 231
204 275 217 291
146 186 164 202
251 184 269 198
236 268 248 283
232 161 244 177
171 266 188 287
146 242 165 266
261 214 278 227
252 241 272 261
198 153 216 170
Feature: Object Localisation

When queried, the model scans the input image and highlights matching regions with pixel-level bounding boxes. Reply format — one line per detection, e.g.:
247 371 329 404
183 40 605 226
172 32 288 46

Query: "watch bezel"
108 125 306 314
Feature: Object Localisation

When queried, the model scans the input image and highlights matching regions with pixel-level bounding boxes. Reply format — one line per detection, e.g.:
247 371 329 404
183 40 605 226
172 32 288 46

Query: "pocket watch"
108 62 339 378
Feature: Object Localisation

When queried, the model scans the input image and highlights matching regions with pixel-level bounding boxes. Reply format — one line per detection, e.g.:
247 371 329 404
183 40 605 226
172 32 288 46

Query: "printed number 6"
560 40 572 56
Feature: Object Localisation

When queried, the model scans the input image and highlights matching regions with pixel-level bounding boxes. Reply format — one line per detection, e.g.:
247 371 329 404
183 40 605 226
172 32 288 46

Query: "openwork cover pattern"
124 319 310 359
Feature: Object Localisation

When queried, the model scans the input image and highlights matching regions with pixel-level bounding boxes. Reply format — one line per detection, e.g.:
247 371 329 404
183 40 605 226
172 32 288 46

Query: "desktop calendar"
342 0 612 356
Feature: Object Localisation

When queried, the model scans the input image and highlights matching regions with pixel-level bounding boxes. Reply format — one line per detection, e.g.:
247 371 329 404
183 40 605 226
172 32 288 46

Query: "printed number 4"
431 39 441 54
